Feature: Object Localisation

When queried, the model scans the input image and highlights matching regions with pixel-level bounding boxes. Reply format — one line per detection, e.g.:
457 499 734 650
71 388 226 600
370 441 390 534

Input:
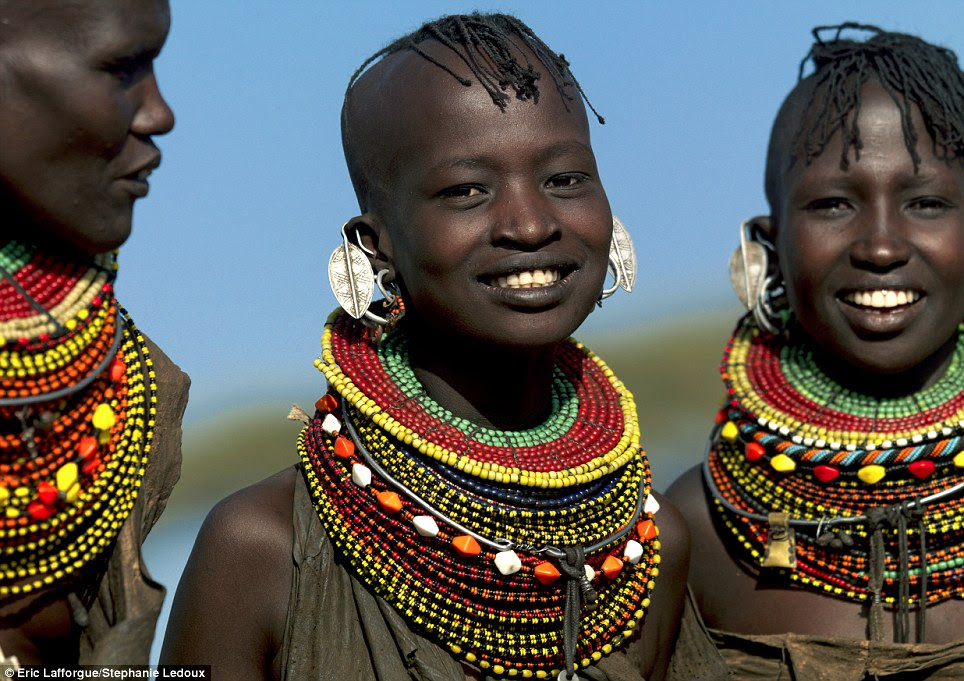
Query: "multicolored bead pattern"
0 241 154 597
315 310 640 487
707 314 964 605
300 310 661 677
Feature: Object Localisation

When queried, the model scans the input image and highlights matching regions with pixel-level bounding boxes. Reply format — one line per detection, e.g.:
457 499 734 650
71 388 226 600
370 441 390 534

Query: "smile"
492 268 561 290
842 289 922 309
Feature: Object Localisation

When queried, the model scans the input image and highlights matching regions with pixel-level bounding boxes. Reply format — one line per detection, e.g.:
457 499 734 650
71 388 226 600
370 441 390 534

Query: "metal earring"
728 218 786 334
328 222 397 327
598 216 636 303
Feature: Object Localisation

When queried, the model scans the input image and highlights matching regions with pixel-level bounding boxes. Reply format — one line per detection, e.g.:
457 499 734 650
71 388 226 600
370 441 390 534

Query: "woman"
668 24 964 680
163 13 688 681
0 0 186 665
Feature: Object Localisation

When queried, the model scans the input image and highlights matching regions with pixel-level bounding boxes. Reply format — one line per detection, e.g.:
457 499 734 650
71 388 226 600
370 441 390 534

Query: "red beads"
315 394 339 414
36 482 58 505
744 442 765 461
77 436 98 460
109 359 125 382
813 465 839 483
908 460 935 479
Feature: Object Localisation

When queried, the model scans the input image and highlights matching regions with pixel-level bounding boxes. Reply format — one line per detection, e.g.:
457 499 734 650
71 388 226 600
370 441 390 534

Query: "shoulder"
631 491 690 681
160 467 298 674
664 464 714 543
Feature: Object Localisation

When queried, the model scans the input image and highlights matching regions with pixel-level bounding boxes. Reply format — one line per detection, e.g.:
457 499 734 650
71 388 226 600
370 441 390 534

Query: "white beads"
623 539 644 565
412 515 439 537
494 550 522 576
351 463 371 488
322 413 341 436
584 564 595 582
644 494 660 515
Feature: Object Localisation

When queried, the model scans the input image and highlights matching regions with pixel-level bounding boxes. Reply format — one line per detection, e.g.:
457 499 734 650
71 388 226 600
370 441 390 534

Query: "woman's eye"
908 196 952 215
804 197 852 215
546 174 584 189
438 185 484 199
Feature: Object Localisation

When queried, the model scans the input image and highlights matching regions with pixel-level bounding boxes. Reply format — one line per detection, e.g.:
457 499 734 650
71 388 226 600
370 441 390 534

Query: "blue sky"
119 0 964 423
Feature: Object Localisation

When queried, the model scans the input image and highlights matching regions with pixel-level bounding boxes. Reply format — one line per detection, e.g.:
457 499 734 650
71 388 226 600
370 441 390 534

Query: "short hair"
765 23 964 212
341 12 603 212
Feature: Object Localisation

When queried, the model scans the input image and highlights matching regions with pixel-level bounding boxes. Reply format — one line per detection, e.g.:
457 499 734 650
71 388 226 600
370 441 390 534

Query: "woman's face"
0 0 174 254
775 80 964 382
367 47 613 352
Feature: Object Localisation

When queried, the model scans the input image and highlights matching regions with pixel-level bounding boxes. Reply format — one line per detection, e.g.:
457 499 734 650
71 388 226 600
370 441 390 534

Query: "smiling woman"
161 12 689 681
667 24 964 680
0 0 186 667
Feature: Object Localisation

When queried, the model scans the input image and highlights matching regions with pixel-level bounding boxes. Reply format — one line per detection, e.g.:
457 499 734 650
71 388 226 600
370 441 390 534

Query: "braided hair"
766 23 964 210
346 12 602 123
341 13 602 211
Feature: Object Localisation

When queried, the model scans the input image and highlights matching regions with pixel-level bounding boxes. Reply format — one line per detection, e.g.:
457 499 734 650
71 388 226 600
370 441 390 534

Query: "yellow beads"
955 451 964 468
858 465 886 484
56 463 78 492
92 403 116 431
721 421 739 441
770 454 796 473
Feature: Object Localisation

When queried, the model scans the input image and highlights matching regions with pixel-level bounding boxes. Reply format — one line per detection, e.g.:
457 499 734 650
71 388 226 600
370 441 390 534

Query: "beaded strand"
706 314 964 607
299 310 663 677
0 242 155 597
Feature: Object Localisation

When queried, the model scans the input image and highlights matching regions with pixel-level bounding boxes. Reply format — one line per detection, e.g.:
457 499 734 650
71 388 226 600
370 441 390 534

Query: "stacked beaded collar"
300 310 662 679
705 314 964 629
0 240 154 600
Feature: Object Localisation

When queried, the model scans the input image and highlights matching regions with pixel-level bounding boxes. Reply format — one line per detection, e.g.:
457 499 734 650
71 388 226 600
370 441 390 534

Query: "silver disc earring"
598 216 636 302
728 218 785 334
328 223 395 326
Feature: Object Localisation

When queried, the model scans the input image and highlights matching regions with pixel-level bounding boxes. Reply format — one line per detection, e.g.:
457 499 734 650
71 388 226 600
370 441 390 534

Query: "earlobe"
346 213 394 278
748 215 775 250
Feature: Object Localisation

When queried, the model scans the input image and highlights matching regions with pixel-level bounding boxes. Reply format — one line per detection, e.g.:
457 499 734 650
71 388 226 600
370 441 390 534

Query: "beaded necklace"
0 240 155 601
705 314 964 640
299 310 662 679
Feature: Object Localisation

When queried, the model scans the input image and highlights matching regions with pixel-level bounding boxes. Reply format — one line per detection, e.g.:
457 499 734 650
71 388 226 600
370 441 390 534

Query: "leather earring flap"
329 241 374 319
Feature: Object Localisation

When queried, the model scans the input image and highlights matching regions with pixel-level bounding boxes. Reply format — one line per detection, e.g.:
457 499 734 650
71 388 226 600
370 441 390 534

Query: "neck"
401 318 559 431
796 328 959 399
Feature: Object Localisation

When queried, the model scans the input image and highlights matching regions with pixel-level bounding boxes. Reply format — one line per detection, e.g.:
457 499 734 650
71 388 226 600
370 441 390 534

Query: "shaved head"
340 12 600 216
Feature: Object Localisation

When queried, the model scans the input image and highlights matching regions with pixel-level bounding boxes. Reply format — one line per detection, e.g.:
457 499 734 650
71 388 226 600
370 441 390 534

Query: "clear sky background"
118 0 964 425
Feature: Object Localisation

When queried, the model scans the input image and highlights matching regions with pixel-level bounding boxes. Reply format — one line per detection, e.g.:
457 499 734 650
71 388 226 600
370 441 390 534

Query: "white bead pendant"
351 463 371 488
322 413 341 436
644 494 660 515
584 564 595 582
412 515 439 537
494 550 522 576
623 539 644 565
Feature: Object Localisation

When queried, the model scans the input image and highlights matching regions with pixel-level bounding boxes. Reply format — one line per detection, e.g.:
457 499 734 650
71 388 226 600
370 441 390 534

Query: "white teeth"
845 289 920 309
494 268 560 290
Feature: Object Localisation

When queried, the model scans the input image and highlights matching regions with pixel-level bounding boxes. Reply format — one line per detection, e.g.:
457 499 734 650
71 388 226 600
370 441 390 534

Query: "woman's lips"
837 288 926 334
841 288 922 309
490 267 561 289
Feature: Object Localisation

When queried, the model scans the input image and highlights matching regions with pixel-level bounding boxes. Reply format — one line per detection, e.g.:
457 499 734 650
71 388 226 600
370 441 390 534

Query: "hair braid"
795 22 964 172
346 12 604 124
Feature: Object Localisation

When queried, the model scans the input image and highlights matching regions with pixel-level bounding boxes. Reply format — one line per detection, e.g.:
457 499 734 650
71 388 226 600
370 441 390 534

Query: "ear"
747 215 785 283
345 213 395 280
746 215 774 245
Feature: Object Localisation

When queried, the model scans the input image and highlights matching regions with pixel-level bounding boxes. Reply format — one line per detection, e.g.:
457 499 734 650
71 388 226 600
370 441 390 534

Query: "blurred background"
125 0 964 659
